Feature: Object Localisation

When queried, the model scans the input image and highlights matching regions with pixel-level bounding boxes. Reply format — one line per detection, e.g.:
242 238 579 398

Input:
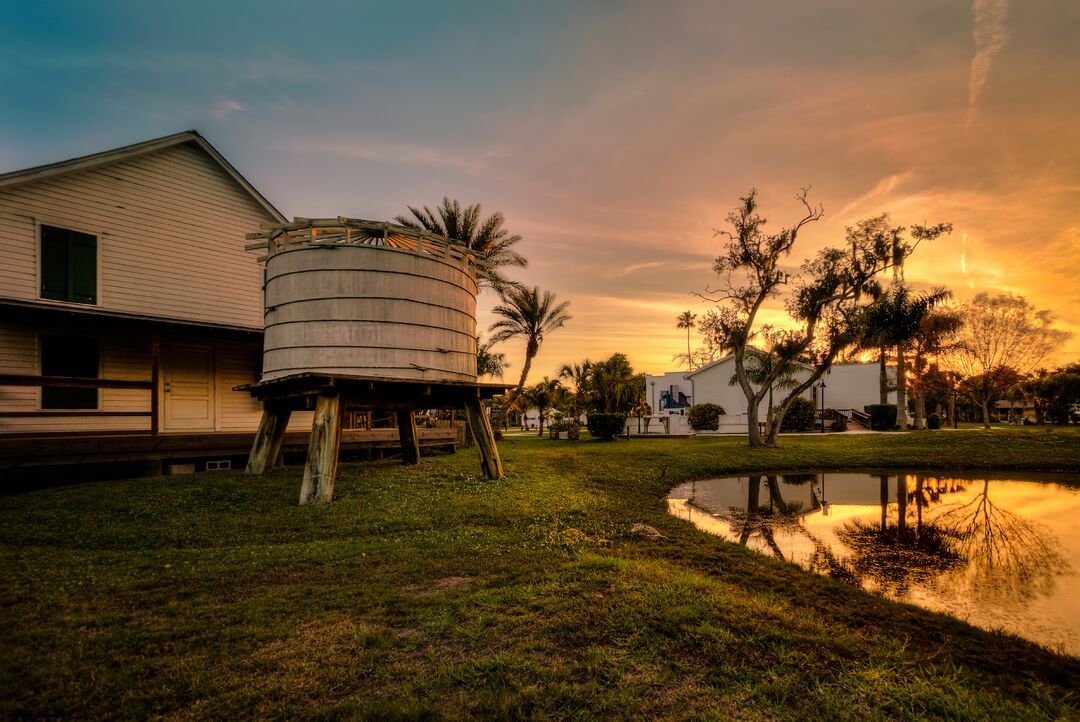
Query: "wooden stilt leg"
299 392 343 505
246 405 292 475
462 396 503 480
396 410 421 465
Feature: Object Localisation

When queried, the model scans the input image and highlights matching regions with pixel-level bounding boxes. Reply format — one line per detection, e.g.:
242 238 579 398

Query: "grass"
2 428 1079 720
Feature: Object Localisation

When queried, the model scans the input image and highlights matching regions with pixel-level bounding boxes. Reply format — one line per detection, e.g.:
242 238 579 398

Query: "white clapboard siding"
215 337 265 431
0 320 153 433
0 141 274 329
0 315 299 435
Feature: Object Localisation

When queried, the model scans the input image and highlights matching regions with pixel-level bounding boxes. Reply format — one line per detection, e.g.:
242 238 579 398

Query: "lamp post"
818 381 827 433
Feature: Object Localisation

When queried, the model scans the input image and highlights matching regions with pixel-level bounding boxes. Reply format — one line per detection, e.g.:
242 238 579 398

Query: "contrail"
960 232 974 289
966 0 1009 133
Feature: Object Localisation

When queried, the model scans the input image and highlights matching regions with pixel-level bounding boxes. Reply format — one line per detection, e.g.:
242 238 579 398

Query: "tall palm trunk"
895 344 908 429
500 342 537 421
686 327 693 370
912 347 926 429
879 346 888 404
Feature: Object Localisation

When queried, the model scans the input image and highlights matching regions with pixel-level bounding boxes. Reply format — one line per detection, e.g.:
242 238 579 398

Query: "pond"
667 471 1080 656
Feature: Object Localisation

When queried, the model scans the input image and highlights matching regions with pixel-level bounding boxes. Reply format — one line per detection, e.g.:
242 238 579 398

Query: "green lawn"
2 429 1079 720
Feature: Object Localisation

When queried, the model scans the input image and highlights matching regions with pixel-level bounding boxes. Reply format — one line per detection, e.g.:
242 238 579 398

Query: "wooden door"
163 344 215 432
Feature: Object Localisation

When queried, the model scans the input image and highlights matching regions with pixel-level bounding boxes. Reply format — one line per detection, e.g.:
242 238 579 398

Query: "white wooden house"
0 131 296 471
0 131 461 477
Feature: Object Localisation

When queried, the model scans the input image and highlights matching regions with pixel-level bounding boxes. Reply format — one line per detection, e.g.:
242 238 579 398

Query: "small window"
41 224 97 304
40 335 100 410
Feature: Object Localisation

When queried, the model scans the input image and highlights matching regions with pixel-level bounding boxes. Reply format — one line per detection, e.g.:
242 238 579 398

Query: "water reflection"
668 472 1079 655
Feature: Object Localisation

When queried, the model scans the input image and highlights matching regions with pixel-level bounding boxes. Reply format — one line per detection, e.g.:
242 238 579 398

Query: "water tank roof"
245 216 476 268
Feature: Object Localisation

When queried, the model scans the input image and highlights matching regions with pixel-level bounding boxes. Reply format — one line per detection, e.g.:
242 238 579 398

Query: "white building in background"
645 355 895 430
646 371 694 416
822 362 896 411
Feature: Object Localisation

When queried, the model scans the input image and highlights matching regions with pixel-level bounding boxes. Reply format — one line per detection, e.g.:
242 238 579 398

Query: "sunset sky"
2 0 1077 379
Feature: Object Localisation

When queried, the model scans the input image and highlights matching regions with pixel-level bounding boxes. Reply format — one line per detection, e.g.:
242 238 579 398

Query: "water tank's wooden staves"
262 244 478 383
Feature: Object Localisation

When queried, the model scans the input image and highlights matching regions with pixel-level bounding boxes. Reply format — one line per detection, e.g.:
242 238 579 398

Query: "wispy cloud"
966 0 1009 133
284 137 497 176
212 100 245 119
835 172 915 219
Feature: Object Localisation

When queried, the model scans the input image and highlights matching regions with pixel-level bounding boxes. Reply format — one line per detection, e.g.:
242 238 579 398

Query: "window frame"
38 333 102 411
36 219 102 307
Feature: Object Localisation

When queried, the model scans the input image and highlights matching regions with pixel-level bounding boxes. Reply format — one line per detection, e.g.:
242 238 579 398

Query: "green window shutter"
69 231 97 303
40 225 70 301
40 225 97 304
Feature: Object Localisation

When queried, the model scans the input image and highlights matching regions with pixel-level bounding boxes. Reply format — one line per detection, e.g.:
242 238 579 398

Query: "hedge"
687 403 725 431
781 397 816 432
864 403 898 431
586 413 626 441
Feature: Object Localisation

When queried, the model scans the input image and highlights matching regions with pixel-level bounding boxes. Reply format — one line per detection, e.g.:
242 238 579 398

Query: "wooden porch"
0 426 461 471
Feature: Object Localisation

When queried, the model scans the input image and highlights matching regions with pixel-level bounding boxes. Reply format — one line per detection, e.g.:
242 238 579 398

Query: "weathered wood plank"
0 374 153 389
462 396 503 480
299 392 342 505
396 410 420 465
246 406 292 475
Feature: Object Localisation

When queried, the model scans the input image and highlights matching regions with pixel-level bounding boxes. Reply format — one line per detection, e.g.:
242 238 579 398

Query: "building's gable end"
0 138 273 328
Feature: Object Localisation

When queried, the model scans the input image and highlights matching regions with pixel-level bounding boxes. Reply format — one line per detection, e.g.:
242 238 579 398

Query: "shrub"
587 413 626 441
687 403 725 431
565 420 581 440
864 403 898 431
927 413 941 430
830 416 848 432
781 397 817 432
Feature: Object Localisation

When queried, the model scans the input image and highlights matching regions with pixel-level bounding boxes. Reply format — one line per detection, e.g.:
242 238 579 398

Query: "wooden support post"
246 404 293 475
150 335 160 437
396 410 421 465
462 396 503 480
299 391 343 505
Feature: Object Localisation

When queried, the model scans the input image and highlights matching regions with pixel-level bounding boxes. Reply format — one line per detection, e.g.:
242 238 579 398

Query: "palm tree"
524 377 564 437
394 198 527 294
558 360 593 420
909 307 962 428
489 286 571 420
728 348 801 426
862 284 952 428
588 353 638 413
476 336 508 379
676 311 697 370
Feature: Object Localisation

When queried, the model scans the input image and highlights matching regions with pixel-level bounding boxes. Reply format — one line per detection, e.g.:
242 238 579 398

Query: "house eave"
0 130 287 223
0 298 263 336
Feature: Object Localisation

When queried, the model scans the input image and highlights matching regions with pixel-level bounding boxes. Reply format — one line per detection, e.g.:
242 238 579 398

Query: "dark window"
40 335 99 409
40 225 97 304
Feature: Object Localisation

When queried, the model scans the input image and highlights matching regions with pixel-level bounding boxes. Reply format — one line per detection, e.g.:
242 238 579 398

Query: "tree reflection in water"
720 474 859 584
932 479 1070 603
675 472 1078 652
836 475 964 596
689 473 1070 605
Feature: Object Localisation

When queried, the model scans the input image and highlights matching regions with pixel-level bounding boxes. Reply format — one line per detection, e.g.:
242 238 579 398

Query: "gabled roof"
684 353 735 379
685 350 819 379
0 130 287 222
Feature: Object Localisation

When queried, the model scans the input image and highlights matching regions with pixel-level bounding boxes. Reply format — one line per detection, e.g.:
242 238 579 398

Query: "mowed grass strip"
1 428 1079 720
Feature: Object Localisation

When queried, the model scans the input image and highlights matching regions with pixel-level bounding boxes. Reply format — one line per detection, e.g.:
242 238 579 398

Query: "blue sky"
2 0 1078 375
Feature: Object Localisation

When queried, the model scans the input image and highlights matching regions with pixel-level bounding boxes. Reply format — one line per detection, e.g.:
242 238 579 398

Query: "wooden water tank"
249 218 478 383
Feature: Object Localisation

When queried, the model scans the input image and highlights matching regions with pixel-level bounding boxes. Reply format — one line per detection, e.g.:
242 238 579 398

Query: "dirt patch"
405 575 473 597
